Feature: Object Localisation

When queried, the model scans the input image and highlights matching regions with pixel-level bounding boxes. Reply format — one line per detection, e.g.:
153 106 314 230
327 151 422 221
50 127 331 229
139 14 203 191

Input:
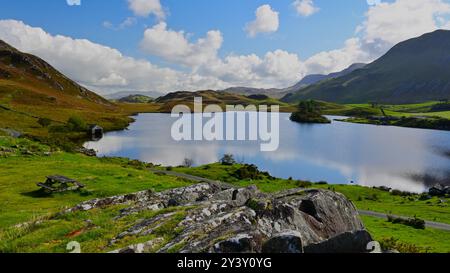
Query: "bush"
387 215 426 230
182 158 194 168
296 180 313 188
67 116 87 132
365 193 379 201
391 189 414 197
379 237 428 253
37 118 52 128
220 154 236 166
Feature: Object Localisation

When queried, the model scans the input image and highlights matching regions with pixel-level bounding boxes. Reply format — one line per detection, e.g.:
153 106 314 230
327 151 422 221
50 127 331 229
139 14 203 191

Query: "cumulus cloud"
0 20 197 94
359 0 450 46
127 0 165 19
245 5 279 37
140 22 223 67
304 0 450 74
2 0 450 95
293 0 319 17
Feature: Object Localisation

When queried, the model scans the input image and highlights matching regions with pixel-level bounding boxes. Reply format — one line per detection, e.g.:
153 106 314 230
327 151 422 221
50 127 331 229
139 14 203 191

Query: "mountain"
282 30 450 104
106 91 165 100
0 40 112 108
292 63 366 90
222 63 366 99
0 40 131 135
220 86 288 99
154 90 295 112
118 94 154 103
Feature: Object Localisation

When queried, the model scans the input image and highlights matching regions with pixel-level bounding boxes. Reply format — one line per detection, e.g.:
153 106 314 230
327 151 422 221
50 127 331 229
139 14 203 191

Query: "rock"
429 184 448 196
64 182 371 253
262 231 303 253
213 234 255 253
303 230 373 253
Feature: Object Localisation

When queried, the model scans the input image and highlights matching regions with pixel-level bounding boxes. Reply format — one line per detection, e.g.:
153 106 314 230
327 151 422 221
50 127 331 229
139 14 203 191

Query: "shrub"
296 180 313 188
182 158 194 168
37 118 52 128
391 189 414 197
379 237 428 253
67 116 87 132
220 154 236 165
365 193 379 201
233 165 270 180
387 215 426 230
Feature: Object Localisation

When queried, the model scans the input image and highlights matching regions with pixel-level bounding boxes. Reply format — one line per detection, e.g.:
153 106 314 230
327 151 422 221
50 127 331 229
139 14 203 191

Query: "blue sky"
0 0 374 61
0 0 448 94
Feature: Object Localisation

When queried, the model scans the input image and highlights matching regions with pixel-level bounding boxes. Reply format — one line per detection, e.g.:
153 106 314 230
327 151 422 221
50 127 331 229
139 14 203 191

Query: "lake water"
84 113 450 192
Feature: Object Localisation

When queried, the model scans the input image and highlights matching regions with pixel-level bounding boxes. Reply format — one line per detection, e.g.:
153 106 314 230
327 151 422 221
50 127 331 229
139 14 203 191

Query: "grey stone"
64 182 371 253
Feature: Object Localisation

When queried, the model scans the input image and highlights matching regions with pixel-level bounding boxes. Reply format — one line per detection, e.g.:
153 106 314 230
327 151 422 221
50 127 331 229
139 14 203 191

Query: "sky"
0 0 450 95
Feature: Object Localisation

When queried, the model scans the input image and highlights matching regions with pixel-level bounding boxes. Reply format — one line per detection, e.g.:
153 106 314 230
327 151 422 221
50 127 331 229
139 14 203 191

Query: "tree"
67 116 87 132
182 158 194 168
220 154 236 166
37 117 52 128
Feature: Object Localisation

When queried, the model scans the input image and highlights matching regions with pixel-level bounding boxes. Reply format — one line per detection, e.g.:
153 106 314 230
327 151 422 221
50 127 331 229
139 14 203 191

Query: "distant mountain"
292 63 366 90
222 63 366 99
0 40 112 108
220 86 287 99
106 91 165 100
118 94 154 103
155 90 295 112
282 30 450 104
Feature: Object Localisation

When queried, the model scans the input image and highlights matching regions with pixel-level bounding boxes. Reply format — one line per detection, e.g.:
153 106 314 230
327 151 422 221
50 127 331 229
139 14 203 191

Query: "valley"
1 29 450 254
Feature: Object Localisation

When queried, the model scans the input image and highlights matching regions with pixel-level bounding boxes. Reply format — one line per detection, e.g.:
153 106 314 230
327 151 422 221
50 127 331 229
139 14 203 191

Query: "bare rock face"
66 182 372 253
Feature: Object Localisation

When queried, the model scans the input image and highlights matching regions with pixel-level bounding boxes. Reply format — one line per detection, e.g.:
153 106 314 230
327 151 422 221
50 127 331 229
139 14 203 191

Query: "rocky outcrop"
65 182 372 253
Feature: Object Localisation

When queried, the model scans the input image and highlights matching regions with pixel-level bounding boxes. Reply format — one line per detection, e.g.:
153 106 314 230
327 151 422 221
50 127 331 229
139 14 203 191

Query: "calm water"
84 113 450 192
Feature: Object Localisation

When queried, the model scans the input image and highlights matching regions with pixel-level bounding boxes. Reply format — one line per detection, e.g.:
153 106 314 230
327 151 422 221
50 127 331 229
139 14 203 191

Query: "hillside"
0 40 132 137
155 90 296 112
118 94 154 103
222 63 366 99
282 30 450 104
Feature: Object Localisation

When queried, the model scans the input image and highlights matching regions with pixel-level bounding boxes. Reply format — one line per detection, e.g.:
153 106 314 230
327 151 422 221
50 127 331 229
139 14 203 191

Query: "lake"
84 113 450 192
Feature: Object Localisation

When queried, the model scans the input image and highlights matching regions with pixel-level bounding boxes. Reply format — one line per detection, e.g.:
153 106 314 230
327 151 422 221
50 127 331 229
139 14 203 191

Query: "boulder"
64 182 371 253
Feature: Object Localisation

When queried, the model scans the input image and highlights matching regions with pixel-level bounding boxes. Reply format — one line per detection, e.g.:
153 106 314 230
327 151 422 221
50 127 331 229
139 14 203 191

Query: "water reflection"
84 113 450 192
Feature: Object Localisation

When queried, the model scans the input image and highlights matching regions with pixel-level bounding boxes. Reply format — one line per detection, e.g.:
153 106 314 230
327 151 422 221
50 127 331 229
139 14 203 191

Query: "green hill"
282 30 450 104
0 40 134 137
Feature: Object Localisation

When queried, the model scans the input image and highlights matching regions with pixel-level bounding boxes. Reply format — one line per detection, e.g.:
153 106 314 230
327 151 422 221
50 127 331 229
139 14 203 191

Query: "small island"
290 100 331 124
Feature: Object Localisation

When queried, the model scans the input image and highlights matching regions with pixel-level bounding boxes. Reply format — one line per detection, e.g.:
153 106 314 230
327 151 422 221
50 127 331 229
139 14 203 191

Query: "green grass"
1 137 449 253
0 136 193 228
0 205 189 253
172 164 450 225
362 216 450 253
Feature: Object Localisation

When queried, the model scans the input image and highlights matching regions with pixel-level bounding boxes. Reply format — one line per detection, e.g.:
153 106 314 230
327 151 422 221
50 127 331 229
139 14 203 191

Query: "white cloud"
3 0 450 95
140 22 223 67
245 5 279 37
293 0 319 17
303 0 450 75
127 0 165 19
66 0 81 6
0 20 197 94
103 17 137 30
359 0 450 46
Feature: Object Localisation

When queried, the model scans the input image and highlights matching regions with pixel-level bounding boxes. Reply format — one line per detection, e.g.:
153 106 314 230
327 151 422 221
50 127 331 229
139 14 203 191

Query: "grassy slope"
0 137 449 252
0 137 193 228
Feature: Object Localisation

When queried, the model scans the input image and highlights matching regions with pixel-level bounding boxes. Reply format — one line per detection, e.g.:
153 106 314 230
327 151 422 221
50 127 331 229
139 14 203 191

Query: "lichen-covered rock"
64 182 372 253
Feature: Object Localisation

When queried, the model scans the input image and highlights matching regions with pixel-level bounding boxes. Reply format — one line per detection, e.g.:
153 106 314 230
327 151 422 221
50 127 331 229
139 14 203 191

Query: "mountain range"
282 30 450 104
220 63 366 99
